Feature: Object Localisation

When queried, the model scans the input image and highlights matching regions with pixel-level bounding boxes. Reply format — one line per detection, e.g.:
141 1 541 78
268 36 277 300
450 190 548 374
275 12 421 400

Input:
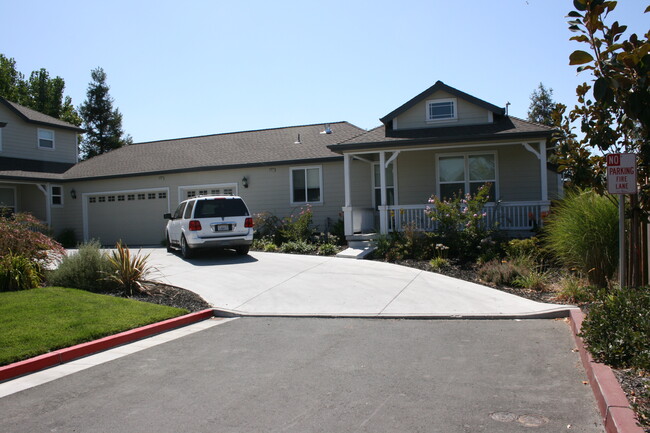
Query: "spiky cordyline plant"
105 241 153 296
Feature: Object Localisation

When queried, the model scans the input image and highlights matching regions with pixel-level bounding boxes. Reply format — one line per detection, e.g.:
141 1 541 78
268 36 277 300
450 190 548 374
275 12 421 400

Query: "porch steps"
336 234 378 259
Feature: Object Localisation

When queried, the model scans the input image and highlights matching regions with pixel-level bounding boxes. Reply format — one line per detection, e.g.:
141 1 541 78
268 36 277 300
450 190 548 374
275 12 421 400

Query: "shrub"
253 212 284 244
430 257 450 271
318 243 339 256
47 241 115 292
513 269 548 290
556 274 594 304
55 228 78 249
280 205 315 242
279 241 318 255
329 218 346 245
505 237 540 260
0 212 64 270
580 287 650 370
105 242 153 296
425 183 495 261
0 253 41 291
543 190 618 287
477 259 525 286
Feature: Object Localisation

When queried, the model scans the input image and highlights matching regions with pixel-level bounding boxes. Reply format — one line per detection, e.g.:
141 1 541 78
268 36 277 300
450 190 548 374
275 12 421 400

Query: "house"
328 81 561 236
0 97 84 226
0 82 561 247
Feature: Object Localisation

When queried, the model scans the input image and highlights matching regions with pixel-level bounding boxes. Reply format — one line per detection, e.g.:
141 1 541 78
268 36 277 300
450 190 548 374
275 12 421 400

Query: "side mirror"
163 213 173 220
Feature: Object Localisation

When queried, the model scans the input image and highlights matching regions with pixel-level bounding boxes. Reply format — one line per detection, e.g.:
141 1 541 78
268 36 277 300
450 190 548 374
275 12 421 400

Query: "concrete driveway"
144 249 571 318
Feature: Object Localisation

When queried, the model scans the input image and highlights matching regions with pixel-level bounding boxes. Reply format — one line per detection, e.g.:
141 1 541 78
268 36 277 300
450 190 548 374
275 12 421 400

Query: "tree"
0 54 81 126
527 83 557 126
79 67 132 159
553 0 649 286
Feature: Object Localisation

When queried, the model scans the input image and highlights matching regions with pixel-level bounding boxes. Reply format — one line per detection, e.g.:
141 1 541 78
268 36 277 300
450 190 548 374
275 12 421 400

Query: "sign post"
607 153 638 288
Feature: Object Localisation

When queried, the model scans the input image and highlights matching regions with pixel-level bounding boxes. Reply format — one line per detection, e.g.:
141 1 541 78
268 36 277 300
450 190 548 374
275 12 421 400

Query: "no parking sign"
607 153 637 194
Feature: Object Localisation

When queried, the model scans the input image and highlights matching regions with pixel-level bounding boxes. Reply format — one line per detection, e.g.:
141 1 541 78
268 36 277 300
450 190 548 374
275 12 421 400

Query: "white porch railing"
386 201 551 232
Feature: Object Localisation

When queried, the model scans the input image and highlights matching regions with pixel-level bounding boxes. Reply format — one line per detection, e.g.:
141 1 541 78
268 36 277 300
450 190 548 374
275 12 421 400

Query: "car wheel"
180 235 193 259
166 233 173 253
236 246 250 256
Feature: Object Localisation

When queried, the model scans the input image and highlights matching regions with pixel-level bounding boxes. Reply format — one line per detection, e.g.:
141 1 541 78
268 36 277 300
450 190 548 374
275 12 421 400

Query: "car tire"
236 246 250 256
180 235 193 259
166 233 173 253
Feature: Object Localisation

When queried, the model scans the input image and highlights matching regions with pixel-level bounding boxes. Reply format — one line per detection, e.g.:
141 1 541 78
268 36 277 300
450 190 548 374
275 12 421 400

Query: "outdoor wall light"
70 189 77 199
242 177 249 188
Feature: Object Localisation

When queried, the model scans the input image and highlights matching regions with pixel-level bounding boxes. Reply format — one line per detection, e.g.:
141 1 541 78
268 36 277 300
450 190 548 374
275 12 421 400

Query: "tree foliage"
79 67 132 159
527 83 557 126
552 1 650 208
0 54 81 126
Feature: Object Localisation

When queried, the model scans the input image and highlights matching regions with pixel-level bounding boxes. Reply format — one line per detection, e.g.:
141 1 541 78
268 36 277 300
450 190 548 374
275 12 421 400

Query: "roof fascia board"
0 98 85 132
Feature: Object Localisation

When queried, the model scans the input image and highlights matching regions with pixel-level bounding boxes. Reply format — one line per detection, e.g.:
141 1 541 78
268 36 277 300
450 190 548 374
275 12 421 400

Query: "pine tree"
527 83 557 126
79 67 132 159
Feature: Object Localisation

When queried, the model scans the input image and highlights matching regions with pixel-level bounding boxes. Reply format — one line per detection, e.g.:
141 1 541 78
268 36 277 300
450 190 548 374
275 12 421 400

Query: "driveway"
145 249 571 318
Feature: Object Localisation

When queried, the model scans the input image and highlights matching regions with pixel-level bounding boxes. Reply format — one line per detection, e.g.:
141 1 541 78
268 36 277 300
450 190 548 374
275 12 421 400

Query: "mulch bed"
116 281 212 313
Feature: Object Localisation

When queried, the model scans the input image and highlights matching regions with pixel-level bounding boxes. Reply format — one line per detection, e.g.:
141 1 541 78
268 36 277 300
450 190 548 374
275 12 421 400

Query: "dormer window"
426 98 457 122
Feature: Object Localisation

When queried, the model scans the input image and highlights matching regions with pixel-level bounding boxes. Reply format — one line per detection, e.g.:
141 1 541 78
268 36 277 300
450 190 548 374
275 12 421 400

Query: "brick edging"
0 309 214 383
569 309 644 433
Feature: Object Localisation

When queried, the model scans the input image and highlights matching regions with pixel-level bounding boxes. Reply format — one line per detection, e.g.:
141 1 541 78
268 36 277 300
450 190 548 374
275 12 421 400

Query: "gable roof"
328 117 554 153
379 81 505 126
63 122 366 181
0 97 85 132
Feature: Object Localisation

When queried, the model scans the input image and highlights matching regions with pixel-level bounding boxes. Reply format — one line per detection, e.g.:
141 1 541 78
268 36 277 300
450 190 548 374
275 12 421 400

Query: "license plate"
216 224 230 231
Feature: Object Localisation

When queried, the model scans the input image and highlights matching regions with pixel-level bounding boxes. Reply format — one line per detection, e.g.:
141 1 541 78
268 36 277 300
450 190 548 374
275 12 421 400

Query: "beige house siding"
394 90 490 130
0 104 78 164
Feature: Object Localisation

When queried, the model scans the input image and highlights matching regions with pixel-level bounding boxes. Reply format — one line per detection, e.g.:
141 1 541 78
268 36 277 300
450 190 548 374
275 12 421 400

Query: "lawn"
0 287 188 366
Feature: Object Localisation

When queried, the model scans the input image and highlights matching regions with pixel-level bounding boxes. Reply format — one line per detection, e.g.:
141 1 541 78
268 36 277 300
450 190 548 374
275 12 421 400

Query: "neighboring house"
0 97 84 226
0 82 562 246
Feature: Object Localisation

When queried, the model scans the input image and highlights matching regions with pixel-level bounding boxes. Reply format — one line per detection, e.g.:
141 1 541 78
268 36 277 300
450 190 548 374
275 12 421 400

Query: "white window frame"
0 186 17 214
435 151 498 200
290 165 323 205
0 128 3 152
37 128 55 150
426 98 458 123
50 185 64 207
371 161 398 208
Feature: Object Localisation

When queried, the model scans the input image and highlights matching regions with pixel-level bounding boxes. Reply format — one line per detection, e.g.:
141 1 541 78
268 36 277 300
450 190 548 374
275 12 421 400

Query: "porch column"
539 141 548 203
378 151 388 234
342 153 353 236
36 184 51 228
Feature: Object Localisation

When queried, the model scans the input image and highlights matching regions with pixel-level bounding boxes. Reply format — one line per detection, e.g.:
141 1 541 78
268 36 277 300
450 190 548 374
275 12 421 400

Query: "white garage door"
86 189 170 246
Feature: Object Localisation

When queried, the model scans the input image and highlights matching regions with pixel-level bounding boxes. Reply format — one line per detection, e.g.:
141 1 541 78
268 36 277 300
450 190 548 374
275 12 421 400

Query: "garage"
85 188 170 246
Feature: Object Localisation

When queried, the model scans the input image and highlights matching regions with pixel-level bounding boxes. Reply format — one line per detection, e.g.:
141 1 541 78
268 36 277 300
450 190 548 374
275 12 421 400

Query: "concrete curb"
0 309 214 383
212 307 573 320
568 309 644 433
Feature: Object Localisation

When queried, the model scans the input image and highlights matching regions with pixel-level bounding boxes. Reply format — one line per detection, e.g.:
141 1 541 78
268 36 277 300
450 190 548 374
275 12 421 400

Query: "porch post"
378 151 388 234
539 141 548 203
343 153 353 236
36 184 51 228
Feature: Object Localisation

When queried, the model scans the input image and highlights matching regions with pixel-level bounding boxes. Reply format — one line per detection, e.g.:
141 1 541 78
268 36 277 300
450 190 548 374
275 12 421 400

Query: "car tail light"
189 220 202 231
244 217 254 228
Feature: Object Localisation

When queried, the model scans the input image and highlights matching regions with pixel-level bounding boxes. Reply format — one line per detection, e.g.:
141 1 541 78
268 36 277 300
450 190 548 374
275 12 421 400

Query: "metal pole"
619 194 626 288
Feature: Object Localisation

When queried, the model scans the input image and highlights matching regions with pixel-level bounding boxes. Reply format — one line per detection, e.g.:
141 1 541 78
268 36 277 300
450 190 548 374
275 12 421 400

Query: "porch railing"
386 201 550 232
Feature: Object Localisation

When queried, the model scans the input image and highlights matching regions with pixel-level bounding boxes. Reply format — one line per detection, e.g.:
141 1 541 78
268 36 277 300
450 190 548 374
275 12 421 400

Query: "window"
38 129 55 149
0 187 16 214
51 185 63 206
98 196 106 203
187 191 196 198
427 98 457 122
223 188 233 195
117 195 125 201
0 128 3 152
183 201 195 219
148 193 156 199
198 190 208 196
107 196 115 202
438 153 496 200
158 192 167 199
210 189 220 195
127 194 135 201
137 193 145 200
373 163 396 207
291 166 322 204
172 202 186 219
89 197 96 204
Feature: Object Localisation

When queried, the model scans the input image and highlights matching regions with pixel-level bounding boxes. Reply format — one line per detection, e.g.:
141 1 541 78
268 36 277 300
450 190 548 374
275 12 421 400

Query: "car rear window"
193 198 250 218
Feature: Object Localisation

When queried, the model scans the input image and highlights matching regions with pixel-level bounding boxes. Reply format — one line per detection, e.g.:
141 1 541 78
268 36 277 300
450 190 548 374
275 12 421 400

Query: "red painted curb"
569 309 644 433
0 309 214 382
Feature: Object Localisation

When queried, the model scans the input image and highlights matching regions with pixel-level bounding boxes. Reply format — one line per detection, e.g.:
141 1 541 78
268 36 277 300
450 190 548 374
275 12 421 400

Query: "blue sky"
2 0 647 143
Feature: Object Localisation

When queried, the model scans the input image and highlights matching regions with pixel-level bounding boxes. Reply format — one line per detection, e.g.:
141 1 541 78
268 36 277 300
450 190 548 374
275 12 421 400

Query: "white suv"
164 195 254 258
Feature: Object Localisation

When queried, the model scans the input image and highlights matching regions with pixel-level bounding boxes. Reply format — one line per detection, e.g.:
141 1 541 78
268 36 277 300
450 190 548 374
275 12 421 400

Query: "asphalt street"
1 318 603 433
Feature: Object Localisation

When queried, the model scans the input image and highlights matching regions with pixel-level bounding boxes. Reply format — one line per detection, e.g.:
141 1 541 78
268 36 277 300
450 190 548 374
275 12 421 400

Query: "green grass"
0 287 188 366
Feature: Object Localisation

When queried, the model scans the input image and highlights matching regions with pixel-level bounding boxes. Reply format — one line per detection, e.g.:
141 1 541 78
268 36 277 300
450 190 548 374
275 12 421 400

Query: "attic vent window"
427 98 457 122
